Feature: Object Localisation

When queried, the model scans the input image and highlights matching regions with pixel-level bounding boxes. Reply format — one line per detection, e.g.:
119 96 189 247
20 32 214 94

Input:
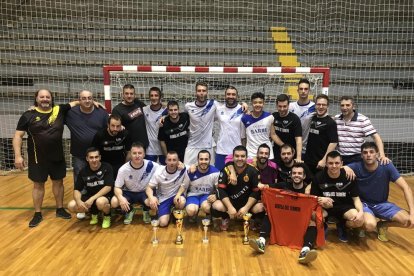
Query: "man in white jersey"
111 142 159 225
146 151 187 227
143 87 167 164
241 92 274 159
334 95 390 165
289 79 315 154
215 86 245 170
175 150 220 222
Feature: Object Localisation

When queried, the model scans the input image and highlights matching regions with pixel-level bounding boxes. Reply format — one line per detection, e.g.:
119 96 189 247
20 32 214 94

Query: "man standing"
311 151 364 242
271 93 302 163
347 142 414 241
67 148 113 229
289 78 315 154
158 100 190 162
146 151 187 227
112 84 149 148
214 86 244 170
143 87 167 164
241 92 274 159
91 114 132 179
65 90 108 188
335 96 390 165
111 142 159 225
13 89 73 227
211 145 264 231
175 150 220 221
304 94 338 175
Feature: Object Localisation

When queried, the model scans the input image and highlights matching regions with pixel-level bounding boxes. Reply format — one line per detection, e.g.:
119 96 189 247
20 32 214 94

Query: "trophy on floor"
201 218 211 244
242 213 252 245
173 210 184 244
151 219 160 245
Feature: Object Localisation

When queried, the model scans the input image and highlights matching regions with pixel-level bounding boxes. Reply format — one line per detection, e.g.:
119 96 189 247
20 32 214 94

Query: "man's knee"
67 200 77 212
110 196 119 208
159 215 170 227
186 204 198 216
96 197 109 210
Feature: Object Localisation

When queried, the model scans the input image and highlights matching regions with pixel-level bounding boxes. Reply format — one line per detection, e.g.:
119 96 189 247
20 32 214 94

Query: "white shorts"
184 147 215 166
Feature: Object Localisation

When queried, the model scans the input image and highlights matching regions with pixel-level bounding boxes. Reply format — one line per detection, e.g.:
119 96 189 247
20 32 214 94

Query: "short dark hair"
108 113 122 124
291 163 306 175
131 142 145 152
340 95 354 104
251 92 265 101
276 94 290 104
195 81 208 90
280 143 295 153
34 89 54 107
298 78 310 87
198 150 211 160
86 147 100 157
361 142 378 153
233 145 248 156
167 100 179 109
225 85 238 94
123 84 135 92
326 150 342 161
315 94 330 105
149 86 163 98
167 151 179 157
257 143 271 153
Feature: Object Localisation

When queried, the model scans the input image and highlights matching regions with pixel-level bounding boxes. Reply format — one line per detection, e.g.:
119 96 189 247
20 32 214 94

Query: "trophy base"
152 239 159 245
242 238 250 245
202 238 209 244
175 236 183 245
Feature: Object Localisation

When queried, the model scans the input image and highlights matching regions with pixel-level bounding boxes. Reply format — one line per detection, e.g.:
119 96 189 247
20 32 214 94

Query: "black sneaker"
56 208 72 219
29 213 43 228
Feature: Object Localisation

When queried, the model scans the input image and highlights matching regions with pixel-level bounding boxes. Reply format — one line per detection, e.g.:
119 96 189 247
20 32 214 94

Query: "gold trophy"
151 219 160 245
201 218 211 244
173 210 184 244
242 213 252 245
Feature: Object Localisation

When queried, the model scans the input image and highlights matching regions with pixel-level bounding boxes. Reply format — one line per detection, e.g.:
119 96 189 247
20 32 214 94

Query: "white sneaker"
77 212 86 219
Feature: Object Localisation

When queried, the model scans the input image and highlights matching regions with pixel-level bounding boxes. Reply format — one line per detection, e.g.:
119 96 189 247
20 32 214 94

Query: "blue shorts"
158 196 175 217
185 194 209 207
145 155 166 165
123 190 148 208
363 201 402 221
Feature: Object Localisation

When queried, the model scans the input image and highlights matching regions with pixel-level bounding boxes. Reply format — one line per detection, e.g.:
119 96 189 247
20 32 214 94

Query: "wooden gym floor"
0 172 413 275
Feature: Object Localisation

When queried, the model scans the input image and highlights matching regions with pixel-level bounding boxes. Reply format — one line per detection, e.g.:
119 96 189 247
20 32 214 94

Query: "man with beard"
143 87 167 164
67 148 113 229
214 86 244 170
304 94 338 175
270 93 302 163
112 84 149 148
175 150 219 222
146 151 187 227
158 100 190 162
13 89 75 227
211 145 264 231
91 114 132 179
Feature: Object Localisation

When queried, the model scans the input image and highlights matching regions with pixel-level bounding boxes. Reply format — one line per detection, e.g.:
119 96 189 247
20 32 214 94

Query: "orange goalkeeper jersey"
262 188 325 249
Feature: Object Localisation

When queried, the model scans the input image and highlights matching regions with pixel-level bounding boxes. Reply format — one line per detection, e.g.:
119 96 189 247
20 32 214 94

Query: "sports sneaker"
377 224 389 242
29 212 43 228
188 215 197 224
249 238 265 254
337 223 348 243
102 215 111 229
298 248 318 264
124 208 136 225
220 218 230 231
357 229 366 238
56 208 71 219
142 210 151 224
90 214 99 225
77 213 86 220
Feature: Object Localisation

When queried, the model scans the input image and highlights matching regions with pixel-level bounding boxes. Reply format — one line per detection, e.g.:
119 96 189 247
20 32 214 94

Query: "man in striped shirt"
334 96 390 165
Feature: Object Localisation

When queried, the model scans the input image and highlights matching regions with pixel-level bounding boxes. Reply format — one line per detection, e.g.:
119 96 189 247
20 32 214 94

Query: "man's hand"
237 206 249 219
207 194 217 203
189 164 197 174
119 196 130 212
343 166 356 180
149 197 159 211
294 158 303 163
378 155 391 165
316 159 326 169
76 201 89 212
14 156 25 170
227 206 237 219
352 211 364 225
257 183 268 190
85 198 95 208
177 161 185 170
174 195 182 205
93 101 106 109
408 213 414 229
318 197 334 209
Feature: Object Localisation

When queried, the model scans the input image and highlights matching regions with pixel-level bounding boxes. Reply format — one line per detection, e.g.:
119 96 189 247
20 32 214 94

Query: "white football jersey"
143 105 166 155
215 104 244 155
115 160 159 192
148 166 187 203
182 165 220 197
241 112 274 159
289 101 316 151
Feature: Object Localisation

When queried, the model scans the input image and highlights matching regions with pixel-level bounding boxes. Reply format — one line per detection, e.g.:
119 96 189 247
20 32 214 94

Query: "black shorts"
81 194 111 214
327 204 355 220
28 159 66 182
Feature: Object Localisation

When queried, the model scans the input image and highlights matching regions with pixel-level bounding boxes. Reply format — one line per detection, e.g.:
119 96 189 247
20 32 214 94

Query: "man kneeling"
68 148 113 228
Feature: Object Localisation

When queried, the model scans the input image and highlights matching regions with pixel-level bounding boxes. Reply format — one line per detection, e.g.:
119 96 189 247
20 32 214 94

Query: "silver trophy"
202 218 211 243
151 219 160 245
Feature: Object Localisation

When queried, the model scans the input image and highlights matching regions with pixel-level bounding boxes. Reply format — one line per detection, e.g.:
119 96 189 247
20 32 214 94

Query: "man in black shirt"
13 89 73 227
158 100 190 162
304 94 338 175
211 145 264 231
111 84 149 148
92 114 131 179
67 148 113 228
270 94 303 163
311 151 364 242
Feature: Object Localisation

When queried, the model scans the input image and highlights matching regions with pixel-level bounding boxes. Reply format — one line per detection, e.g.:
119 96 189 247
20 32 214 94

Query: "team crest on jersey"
316 121 321 125
129 175 133 180
221 111 224 115
116 138 122 142
243 174 249 182
336 182 344 188
97 171 102 176
283 120 288 124
35 116 41 121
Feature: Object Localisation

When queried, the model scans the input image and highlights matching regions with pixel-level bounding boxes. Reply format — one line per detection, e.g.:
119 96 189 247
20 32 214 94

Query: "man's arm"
270 124 283 146
85 186 111 206
13 130 26 170
114 187 131 212
237 197 258 218
146 185 159 211
372 133 391 164
221 197 237 219
160 141 168 156
294 136 303 162
351 196 364 224
395 177 414 227
317 142 338 169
